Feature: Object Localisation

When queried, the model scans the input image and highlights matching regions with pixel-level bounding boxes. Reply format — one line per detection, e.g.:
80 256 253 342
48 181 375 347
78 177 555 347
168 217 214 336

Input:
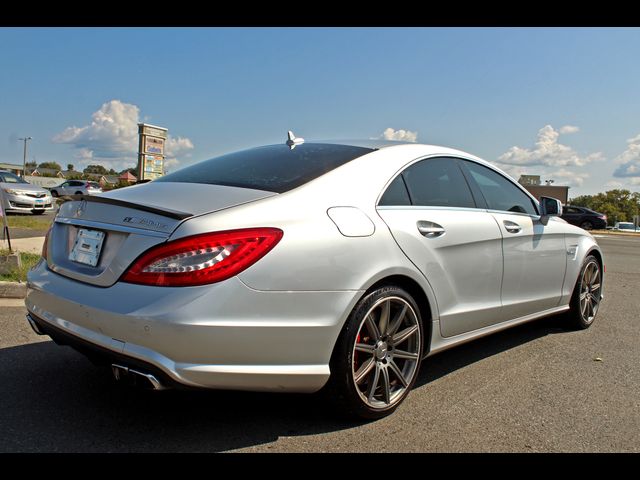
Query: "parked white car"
50 180 103 197
613 222 640 232
0 170 53 215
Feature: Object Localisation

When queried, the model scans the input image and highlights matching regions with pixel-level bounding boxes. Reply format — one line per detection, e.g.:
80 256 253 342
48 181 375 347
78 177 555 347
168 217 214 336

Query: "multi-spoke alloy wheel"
579 260 601 324
328 286 424 419
566 255 603 330
352 296 421 409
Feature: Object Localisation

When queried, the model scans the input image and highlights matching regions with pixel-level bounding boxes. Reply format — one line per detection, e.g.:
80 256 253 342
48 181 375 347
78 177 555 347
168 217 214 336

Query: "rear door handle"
417 221 445 238
503 220 522 234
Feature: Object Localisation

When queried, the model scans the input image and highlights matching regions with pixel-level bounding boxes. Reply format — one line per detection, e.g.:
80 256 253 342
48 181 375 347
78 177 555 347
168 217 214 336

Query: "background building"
518 175 569 205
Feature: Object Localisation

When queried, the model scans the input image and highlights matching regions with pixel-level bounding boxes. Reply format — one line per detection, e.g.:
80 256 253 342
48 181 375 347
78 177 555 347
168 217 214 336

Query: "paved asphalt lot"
0 235 638 452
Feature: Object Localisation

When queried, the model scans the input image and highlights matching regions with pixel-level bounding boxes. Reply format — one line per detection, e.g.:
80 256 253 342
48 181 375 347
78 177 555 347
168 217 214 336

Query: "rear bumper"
25 260 362 393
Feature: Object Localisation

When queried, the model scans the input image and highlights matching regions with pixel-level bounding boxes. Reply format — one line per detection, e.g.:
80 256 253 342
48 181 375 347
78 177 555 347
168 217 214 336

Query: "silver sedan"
25 137 604 418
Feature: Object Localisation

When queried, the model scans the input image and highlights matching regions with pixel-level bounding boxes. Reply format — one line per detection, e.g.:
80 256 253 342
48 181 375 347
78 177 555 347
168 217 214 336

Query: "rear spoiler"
65 194 193 221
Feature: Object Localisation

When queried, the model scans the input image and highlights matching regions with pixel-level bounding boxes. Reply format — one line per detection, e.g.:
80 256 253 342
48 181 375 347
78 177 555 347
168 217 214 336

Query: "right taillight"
121 227 283 287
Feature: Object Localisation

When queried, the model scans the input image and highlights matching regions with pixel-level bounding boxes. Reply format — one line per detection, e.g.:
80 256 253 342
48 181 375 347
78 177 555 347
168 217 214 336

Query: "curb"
0 281 27 299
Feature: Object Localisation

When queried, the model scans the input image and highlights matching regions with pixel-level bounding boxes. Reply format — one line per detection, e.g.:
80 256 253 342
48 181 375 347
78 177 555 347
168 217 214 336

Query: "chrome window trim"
376 153 542 216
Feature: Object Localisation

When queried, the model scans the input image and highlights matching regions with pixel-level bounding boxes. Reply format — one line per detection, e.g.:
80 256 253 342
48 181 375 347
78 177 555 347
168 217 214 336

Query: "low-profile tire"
564 254 602 330
326 285 425 419
580 221 593 230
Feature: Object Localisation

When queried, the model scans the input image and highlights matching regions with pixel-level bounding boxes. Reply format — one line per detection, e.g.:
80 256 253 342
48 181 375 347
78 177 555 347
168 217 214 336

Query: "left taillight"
121 227 283 287
42 226 52 260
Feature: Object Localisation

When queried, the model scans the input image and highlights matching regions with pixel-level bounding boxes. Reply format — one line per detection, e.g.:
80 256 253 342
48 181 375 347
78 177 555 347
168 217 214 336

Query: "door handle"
417 221 445 238
503 220 522 234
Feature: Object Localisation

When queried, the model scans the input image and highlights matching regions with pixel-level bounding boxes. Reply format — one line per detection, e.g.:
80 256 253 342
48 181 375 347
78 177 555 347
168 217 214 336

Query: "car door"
459 160 567 320
377 156 505 338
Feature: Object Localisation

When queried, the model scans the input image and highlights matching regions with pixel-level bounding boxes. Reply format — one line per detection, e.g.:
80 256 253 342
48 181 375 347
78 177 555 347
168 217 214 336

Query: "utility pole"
18 136 32 178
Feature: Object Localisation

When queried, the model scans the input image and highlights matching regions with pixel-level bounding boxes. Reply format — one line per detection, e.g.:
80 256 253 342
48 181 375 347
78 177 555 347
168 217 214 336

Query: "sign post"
0 189 11 252
137 123 168 181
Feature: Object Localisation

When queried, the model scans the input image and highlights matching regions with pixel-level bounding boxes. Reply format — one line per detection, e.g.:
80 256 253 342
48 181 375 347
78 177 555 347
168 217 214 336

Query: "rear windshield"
155 143 374 193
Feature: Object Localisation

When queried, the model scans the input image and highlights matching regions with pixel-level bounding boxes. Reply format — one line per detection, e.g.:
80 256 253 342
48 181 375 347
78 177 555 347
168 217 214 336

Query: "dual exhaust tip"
26 313 166 391
111 364 166 391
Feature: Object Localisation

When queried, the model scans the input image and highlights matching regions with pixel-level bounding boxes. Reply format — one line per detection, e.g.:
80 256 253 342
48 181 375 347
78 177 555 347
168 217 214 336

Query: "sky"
1 27 640 198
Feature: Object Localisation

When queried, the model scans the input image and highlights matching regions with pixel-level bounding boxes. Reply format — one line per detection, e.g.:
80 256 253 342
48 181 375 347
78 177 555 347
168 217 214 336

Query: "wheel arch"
358 274 434 355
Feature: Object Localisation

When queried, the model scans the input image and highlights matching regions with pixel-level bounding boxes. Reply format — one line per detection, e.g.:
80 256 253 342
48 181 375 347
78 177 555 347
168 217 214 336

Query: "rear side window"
379 175 411 206
402 157 476 208
462 160 538 215
155 143 374 193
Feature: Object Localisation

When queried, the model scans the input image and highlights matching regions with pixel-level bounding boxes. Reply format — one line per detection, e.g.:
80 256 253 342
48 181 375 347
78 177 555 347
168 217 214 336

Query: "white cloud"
613 133 640 178
380 127 417 142
559 125 580 134
604 180 624 189
53 100 194 172
498 125 603 168
491 163 588 188
547 168 589 187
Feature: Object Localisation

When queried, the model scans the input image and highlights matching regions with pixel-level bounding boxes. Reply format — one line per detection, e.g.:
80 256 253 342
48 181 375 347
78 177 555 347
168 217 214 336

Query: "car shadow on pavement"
415 314 567 389
0 315 566 452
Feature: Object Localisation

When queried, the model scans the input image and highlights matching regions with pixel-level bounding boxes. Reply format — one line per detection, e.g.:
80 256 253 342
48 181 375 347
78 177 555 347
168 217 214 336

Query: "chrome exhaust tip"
26 314 45 335
111 364 166 391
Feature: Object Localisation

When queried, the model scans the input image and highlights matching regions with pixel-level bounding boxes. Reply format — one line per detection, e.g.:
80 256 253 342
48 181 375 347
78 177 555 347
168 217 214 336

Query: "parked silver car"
50 180 102 197
25 138 604 418
0 170 53 215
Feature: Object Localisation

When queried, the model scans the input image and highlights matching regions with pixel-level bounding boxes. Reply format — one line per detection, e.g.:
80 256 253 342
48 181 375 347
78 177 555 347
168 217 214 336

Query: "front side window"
462 161 538 216
401 157 476 208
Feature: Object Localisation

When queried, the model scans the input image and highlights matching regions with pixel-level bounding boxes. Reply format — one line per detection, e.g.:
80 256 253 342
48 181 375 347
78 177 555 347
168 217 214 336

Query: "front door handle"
417 221 445 238
503 220 522 234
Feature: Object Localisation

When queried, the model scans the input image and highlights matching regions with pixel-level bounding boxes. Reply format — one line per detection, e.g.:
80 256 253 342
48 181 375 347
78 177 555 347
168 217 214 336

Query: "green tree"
67 163 74 171
37 161 62 171
83 164 108 175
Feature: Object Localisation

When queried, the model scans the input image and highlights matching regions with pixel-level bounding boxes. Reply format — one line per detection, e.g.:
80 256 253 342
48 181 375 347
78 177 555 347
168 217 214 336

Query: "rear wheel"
75 191 83 195
580 221 593 230
327 286 424 419
565 255 602 330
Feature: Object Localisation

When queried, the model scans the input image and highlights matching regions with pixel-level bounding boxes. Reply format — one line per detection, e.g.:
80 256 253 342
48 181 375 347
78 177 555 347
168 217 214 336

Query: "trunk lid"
47 182 276 287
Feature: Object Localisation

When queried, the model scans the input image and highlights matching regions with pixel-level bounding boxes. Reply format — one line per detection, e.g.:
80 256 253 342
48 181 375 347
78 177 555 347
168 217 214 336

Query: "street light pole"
18 136 32 178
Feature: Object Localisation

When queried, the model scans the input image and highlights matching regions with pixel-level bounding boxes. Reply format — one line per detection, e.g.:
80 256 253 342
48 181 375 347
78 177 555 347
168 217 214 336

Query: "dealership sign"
137 123 168 181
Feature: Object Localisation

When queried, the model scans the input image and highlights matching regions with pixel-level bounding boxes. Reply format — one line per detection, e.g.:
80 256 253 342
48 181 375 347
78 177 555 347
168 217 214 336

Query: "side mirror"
539 196 563 224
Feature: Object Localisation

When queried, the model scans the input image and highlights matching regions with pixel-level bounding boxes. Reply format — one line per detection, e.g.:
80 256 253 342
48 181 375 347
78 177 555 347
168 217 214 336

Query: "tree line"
570 189 640 225
26 161 136 178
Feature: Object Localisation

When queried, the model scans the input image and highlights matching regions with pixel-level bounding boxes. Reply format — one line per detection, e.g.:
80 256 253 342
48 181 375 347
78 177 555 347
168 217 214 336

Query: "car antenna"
286 130 304 150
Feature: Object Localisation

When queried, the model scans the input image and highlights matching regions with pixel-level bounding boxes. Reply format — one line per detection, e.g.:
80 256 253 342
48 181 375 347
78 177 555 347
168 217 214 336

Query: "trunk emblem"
123 216 169 231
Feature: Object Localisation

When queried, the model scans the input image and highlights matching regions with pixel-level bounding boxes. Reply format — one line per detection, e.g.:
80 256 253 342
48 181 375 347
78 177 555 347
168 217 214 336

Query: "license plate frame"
69 228 106 267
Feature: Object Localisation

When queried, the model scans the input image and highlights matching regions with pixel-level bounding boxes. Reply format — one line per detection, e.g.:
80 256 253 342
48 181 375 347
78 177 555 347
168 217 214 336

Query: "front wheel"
564 255 602 330
50 190 59 197
327 286 424 419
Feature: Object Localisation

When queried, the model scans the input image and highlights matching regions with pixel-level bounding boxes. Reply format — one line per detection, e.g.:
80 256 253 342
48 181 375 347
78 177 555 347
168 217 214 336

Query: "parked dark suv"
561 206 607 230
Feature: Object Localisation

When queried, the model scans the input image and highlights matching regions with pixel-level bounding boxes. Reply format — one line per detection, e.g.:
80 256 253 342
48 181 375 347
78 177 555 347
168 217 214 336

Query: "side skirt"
424 305 570 359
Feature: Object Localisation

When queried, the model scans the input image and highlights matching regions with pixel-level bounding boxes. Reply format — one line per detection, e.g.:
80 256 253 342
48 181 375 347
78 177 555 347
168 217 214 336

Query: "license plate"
69 228 105 267
35 199 44 204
